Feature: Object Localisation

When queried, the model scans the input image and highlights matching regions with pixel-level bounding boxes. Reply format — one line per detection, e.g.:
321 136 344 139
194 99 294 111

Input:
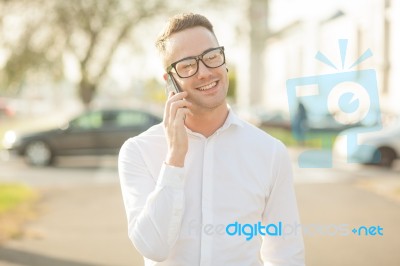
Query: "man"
119 13 305 266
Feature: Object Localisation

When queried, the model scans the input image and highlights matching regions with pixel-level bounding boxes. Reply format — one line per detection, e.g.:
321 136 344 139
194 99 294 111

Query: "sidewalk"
288 147 400 204
296 182 400 266
1 149 399 266
289 147 400 265
0 184 143 266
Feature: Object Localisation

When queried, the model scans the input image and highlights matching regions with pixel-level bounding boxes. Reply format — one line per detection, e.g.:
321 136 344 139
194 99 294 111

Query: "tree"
0 0 64 95
52 0 169 107
0 0 231 107
0 1 163 106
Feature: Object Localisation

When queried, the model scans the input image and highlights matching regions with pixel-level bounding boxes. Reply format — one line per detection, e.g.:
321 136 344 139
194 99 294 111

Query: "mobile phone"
166 73 181 94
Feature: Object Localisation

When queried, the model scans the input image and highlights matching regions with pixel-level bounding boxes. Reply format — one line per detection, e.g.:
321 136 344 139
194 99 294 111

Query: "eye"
176 59 197 73
182 62 196 69
205 52 220 61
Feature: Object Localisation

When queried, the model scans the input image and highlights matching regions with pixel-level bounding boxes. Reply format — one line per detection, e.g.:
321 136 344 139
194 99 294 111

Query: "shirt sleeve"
261 141 305 266
118 139 185 262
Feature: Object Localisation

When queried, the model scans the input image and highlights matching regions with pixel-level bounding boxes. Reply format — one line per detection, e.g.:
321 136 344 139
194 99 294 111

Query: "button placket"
199 136 215 266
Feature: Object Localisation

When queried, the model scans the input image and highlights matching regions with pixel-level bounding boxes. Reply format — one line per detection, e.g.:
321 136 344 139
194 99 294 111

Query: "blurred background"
0 0 399 265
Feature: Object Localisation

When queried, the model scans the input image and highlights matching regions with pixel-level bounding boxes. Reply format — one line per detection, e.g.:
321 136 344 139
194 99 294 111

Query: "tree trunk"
79 80 96 108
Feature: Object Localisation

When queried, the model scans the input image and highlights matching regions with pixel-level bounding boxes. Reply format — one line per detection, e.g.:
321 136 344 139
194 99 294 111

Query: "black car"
3 108 162 166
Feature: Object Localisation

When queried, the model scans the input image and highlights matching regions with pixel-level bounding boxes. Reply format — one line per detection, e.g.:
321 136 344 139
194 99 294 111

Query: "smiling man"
118 13 305 266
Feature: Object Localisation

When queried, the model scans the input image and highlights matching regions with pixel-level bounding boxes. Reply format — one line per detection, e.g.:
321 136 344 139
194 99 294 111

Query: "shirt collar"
185 106 245 137
222 107 245 129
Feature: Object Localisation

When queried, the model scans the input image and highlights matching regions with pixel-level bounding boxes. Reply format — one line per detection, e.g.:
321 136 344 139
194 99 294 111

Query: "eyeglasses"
166 46 225 78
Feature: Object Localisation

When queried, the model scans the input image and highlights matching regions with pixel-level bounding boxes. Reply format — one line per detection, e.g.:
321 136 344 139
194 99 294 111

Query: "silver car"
333 123 400 168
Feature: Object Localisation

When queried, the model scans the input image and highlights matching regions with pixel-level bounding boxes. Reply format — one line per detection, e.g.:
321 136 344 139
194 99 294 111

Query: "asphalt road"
0 153 399 266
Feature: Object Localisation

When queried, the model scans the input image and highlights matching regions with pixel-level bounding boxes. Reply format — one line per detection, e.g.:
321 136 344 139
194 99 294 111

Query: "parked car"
236 107 291 130
306 110 397 134
2 108 162 166
333 122 400 168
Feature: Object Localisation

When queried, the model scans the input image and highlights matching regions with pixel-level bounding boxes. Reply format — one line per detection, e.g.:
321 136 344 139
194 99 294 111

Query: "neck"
185 103 229 137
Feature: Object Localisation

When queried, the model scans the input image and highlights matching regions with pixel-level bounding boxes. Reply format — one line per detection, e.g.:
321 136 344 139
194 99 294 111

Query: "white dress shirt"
118 110 305 266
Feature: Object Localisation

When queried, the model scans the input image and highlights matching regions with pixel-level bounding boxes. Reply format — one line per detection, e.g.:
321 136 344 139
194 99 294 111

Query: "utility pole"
248 0 269 105
383 0 391 95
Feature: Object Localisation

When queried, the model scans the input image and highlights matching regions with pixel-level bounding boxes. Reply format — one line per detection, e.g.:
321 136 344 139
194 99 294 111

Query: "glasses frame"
166 46 225 78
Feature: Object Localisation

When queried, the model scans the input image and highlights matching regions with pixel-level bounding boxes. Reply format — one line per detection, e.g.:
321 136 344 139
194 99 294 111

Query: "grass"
0 183 39 242
0 183 38 214
262 126 339 148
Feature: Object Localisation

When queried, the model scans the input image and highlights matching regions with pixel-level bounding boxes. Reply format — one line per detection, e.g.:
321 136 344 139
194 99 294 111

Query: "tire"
25 140 53 166
372 147 396 168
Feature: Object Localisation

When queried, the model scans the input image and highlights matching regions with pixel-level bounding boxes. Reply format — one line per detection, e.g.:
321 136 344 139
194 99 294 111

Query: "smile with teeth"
198 81 217 91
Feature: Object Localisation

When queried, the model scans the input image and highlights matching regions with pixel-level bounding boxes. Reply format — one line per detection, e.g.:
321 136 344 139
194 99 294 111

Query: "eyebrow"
175 47 219 62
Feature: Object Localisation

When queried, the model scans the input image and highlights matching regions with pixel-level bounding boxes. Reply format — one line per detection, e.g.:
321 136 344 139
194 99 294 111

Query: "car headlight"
2 130 18 149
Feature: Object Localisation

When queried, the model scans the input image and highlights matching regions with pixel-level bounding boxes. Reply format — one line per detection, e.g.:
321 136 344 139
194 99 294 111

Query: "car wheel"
25 140 53 166
372 147 396 168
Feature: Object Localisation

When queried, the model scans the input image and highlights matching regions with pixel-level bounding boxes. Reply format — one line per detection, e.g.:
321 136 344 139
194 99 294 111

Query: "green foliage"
0 184 37 214
227 66 237 101
143 78 166 103
262 126 338 148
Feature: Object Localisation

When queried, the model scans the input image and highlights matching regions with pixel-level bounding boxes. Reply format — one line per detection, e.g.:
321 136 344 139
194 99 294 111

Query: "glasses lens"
175 58 197 78
173 47 225 78
202 48 225 68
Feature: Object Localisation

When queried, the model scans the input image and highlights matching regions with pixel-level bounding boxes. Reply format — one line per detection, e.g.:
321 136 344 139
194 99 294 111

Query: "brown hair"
155 13 216 62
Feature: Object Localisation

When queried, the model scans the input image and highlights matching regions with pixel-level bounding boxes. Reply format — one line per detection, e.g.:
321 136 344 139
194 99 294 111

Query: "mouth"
196 81 218 91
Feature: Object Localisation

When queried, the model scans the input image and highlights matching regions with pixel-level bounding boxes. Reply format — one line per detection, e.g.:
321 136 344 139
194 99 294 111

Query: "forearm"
128 164 185 261
119 141 185 262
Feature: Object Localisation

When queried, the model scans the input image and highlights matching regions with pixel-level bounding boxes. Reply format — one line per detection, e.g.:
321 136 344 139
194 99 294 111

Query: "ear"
163 73 168 81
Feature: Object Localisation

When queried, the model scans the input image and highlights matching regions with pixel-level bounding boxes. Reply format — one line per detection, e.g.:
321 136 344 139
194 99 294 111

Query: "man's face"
164 26 229 111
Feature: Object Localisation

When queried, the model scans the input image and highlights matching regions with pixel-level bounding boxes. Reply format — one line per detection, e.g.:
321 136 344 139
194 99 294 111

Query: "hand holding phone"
163 91 192 167
163 74 192 167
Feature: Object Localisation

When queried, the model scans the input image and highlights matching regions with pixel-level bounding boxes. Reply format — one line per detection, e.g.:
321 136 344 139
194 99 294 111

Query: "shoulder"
120 123 166 154
233 118 290 172
135 123 165 140
239 119 286 150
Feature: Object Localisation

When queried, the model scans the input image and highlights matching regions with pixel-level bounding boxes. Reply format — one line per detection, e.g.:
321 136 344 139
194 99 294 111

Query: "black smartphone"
166 73 181 94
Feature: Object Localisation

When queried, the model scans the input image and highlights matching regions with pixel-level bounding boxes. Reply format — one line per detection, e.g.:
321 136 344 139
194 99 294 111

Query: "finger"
167 91 175 100
169 100 192 123
180 108 194 121
164 91 187 118
166 91 188 104
175 108 193 125
164 91 188 123
183 109 194 122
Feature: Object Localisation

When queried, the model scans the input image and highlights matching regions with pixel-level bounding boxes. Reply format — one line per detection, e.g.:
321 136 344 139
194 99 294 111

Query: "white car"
333 123 400 168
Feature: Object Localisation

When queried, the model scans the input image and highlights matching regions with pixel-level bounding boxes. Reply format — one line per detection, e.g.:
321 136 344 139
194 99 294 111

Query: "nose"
196 60 212 79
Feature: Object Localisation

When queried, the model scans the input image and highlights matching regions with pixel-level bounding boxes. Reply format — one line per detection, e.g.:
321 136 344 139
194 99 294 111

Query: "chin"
202 97 227 110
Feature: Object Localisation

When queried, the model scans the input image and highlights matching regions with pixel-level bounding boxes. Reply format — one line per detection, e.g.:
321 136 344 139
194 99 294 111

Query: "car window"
116 111 149 127
70 112 103 129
